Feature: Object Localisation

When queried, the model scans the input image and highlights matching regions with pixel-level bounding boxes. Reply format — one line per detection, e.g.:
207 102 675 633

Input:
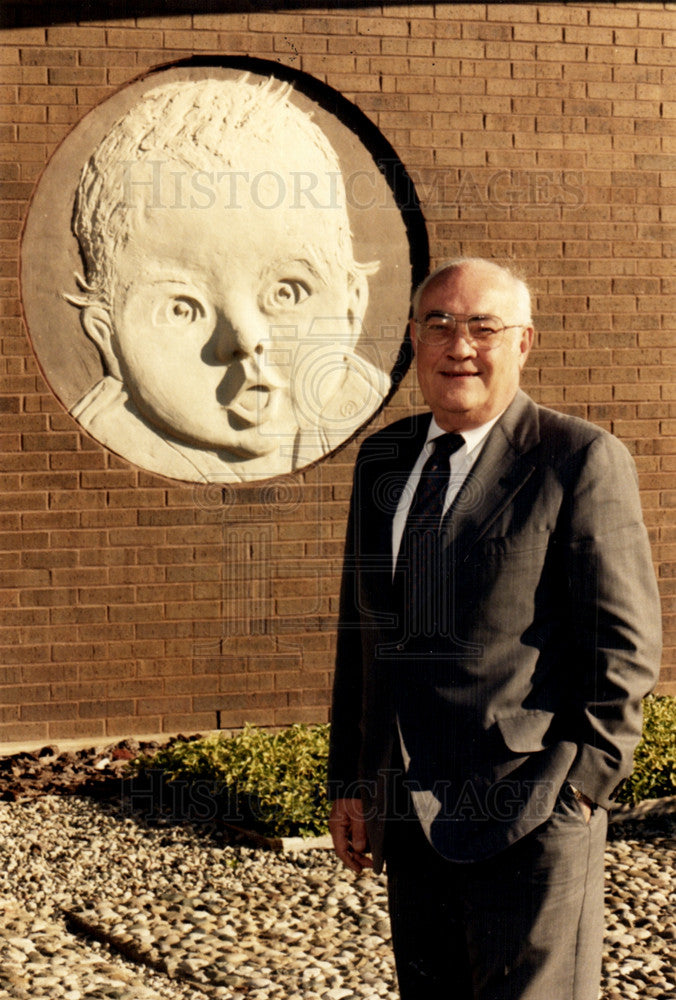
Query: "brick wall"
1 2 674 746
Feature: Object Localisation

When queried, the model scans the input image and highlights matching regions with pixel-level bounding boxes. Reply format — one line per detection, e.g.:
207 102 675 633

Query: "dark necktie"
403 432 465 536
396 432 464 638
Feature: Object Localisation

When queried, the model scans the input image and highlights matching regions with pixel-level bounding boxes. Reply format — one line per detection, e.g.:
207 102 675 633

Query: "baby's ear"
346 271 369 347
81 306 122 379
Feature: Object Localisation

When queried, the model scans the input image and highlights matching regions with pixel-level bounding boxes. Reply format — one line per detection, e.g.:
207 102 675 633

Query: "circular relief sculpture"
21 59 427 483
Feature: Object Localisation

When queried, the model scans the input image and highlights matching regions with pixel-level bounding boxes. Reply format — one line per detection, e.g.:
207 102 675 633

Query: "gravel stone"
0 794 673 999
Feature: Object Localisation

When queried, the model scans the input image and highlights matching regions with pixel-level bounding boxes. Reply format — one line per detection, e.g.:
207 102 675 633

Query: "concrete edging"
221 823 333 852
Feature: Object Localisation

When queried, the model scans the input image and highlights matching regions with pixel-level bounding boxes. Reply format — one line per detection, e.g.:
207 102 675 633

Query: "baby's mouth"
238 385 270 412
228 383 274 425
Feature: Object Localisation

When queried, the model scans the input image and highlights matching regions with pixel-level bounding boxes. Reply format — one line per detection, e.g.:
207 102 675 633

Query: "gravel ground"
0 795 673 1000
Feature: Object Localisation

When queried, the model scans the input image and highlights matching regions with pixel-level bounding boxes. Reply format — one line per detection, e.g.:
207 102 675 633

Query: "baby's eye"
157 296 205 327
261 279 311 313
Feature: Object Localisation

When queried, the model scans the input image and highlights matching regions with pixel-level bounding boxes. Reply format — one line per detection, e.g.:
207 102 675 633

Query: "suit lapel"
361 413 431 565
441 391 540 561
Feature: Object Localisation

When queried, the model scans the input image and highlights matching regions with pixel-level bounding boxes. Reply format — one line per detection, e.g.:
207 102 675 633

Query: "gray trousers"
385 783 607 1000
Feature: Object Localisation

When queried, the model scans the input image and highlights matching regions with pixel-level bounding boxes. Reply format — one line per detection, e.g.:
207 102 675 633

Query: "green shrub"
129 697 674 837
131 723 331 838
615 694 676 806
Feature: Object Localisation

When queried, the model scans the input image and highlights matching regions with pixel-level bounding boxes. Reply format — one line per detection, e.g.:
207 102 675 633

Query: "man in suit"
328 258 662 999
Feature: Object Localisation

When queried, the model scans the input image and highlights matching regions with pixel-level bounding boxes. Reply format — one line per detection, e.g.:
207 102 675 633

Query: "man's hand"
578 798 593 823
569 784 594 823
329 797 373 874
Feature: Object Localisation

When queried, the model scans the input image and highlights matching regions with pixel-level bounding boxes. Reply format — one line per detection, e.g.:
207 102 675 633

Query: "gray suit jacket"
328 390 662 871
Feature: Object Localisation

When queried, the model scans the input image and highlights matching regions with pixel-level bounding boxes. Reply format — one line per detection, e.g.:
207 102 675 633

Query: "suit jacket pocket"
495 708 557 753
463 527 553 563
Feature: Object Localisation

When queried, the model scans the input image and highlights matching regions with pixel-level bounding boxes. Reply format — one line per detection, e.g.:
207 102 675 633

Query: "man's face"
87 161 364 462
410 264 533 431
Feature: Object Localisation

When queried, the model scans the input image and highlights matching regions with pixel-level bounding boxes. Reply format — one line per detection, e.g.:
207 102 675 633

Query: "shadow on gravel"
606 812 676 842
0 737 310 848
2 738 675 846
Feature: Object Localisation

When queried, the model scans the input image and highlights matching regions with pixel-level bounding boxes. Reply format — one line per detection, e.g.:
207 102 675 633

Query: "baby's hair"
67 75 378 310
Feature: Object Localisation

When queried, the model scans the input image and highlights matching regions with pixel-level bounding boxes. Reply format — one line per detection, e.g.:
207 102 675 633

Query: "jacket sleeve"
327 458 367 800
563 432 662 807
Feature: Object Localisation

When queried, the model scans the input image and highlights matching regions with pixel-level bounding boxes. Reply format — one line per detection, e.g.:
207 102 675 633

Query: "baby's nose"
214 302 269 362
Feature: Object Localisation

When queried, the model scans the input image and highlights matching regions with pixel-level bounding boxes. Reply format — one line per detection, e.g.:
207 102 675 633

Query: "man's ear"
81 306 122 380
518 325 534 370
346 272 369 349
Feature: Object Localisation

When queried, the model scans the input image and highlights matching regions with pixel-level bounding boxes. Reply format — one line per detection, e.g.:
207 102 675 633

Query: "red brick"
78 699 134 719
0 6 673 734
160 713 218 733
0 721 48 742
22 701 80 723
104 716 163 738
48 719 106 740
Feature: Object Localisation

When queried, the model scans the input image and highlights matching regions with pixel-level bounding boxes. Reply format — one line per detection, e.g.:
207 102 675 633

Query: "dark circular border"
20 55 428 479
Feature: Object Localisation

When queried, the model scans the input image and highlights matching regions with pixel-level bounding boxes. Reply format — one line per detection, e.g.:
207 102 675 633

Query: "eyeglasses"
415 312 526 348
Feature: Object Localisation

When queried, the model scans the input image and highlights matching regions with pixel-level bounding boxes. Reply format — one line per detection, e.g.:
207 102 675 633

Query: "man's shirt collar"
425 411 504 457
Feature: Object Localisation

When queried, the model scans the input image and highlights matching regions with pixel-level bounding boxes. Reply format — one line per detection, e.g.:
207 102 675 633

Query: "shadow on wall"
3 0 415 30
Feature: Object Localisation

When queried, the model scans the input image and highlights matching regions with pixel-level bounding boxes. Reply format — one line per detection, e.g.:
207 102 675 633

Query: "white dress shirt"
391 412 503 572
393 410 504 783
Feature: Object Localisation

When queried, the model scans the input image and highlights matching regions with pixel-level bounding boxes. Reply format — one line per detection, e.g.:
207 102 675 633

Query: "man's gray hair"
412 258 533 324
